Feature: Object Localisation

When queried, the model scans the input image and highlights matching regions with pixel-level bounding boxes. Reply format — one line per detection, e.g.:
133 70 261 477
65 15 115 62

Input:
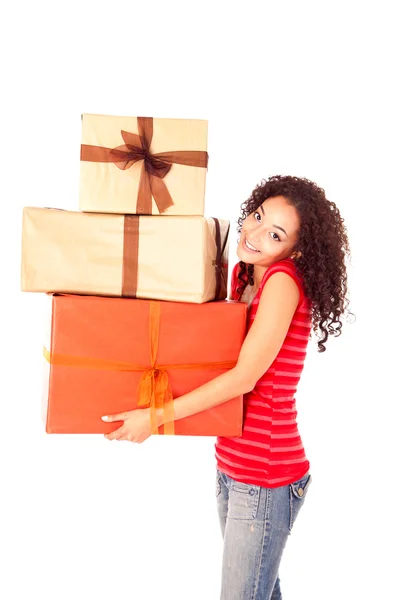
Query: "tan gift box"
79 114 208 216
21 207 229 303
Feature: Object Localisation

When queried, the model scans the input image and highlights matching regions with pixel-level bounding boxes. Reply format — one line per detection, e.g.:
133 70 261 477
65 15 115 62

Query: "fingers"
104 431 147 443
104 426 126 441
102 412 128 423
104 427 136 442
102 412 128 441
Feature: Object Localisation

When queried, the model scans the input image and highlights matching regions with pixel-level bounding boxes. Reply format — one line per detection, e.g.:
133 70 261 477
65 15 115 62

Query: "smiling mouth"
244 238 260 252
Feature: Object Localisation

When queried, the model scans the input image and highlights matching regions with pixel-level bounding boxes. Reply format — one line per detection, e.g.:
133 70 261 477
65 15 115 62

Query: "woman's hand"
102 408 152 443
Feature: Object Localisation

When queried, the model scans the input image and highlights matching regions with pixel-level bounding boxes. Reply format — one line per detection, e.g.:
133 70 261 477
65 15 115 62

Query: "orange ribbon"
44 301 236 435
136 301 174 434
81 117 209 214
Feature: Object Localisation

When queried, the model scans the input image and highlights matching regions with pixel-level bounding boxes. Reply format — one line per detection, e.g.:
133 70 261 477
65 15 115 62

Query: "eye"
254 211 261 222
269 232 281 242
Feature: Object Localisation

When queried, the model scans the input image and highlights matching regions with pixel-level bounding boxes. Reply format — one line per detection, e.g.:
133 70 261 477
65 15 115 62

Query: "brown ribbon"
81 117 209 214
212 218 230 301
121 216 228 300
122 216 139 297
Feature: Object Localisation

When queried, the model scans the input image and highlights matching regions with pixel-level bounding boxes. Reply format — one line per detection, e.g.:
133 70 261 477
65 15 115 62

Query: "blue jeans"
216 469 312 600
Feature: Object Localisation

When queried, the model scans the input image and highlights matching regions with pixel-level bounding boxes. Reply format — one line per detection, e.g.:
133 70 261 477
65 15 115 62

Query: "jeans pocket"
228 480 260 520
289 472 312 533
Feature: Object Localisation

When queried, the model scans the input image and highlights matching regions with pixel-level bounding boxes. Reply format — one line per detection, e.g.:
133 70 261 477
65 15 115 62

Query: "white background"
1 1 399 599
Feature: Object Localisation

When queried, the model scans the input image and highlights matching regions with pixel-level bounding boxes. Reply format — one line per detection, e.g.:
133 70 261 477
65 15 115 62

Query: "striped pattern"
215 258 312 488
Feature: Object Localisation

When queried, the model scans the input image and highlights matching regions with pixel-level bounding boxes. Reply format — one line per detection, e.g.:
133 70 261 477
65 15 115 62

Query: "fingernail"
101 416 108 421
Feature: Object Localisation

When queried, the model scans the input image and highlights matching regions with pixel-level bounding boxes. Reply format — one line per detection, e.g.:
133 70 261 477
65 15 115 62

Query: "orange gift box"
43 294 247 436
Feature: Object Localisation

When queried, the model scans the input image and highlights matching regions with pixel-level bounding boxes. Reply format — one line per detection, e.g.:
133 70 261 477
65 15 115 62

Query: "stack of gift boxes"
21 114 246 437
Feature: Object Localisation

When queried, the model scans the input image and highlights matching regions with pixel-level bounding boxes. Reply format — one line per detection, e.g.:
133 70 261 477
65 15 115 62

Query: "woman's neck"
253 265 268 289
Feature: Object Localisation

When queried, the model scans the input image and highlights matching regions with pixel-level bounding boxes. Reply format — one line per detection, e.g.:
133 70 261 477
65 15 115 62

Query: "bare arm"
156 272 300 426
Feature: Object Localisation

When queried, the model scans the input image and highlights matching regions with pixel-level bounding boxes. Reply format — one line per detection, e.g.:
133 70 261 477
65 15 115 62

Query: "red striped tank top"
215 258 312 488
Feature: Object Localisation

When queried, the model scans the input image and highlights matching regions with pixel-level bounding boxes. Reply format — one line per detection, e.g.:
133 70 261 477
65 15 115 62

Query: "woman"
102 175 352 599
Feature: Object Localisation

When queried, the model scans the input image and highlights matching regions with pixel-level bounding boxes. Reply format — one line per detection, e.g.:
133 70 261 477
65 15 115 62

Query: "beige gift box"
21 207 229 303
79 114 208 216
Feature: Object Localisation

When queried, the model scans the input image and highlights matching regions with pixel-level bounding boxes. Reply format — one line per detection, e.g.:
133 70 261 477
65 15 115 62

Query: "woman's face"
237 195 301 267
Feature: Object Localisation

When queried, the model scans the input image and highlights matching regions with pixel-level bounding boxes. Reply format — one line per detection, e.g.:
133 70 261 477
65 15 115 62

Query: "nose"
246 231 261 244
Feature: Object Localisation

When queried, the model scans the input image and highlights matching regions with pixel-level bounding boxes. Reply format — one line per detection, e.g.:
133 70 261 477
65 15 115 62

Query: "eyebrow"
273 224 288 237
259 204 288 237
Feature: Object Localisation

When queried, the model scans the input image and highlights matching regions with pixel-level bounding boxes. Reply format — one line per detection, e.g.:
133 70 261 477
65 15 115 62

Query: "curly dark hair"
237 175 353 353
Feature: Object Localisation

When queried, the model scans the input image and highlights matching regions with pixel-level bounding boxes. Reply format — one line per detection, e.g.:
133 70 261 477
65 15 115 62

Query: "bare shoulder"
257 271 300 314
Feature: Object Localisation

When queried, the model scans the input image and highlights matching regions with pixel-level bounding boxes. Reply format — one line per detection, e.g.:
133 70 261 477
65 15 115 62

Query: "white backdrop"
1 1 398 598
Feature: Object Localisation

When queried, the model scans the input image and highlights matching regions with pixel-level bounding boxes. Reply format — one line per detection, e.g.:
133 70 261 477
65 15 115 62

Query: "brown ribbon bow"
81 117 209 214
